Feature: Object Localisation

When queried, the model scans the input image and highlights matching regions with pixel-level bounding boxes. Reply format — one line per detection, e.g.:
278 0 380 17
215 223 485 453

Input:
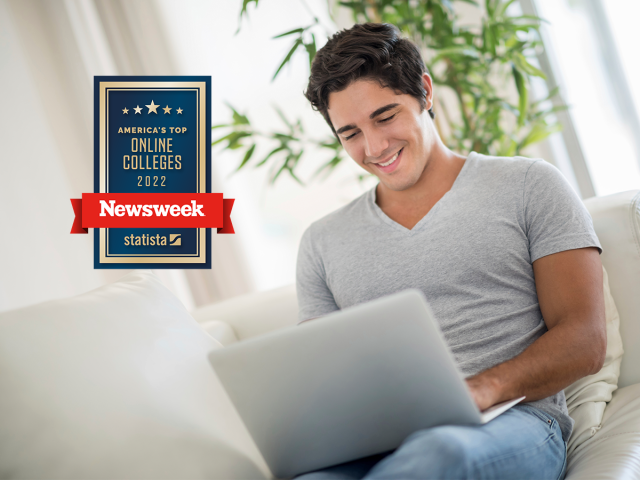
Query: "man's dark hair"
304 23 435 139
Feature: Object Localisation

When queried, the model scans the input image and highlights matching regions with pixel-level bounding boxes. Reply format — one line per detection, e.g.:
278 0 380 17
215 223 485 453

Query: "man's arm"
466 247 607 411
296 227 340 324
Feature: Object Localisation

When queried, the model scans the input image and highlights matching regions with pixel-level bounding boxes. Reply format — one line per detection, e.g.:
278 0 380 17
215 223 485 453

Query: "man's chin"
378 176 418 192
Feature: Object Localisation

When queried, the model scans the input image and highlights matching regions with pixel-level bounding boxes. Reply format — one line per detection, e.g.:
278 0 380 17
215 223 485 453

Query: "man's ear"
422 73 434 111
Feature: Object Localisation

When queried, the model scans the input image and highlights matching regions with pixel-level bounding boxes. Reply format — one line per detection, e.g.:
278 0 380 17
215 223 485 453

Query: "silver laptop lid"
209 289 481 478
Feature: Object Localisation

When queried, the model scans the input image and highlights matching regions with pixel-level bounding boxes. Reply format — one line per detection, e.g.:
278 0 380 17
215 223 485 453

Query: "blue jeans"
295 405 567 480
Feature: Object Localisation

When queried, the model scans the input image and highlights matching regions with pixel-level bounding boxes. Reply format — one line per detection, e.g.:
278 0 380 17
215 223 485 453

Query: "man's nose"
363 131 389 160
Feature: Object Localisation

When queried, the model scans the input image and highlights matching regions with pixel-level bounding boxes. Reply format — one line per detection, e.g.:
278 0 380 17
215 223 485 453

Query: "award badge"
70 76 234 269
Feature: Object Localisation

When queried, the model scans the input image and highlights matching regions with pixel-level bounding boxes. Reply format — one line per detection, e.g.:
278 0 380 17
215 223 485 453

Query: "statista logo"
169 234 181 246
124 233 182 246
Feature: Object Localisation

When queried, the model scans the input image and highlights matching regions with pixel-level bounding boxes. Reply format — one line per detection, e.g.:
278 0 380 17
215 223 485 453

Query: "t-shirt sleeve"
296 225 339 323
523 159 602 263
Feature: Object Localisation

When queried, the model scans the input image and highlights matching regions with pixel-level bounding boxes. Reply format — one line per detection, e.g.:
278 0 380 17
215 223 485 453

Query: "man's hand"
466 375 501 412
464 247 606 411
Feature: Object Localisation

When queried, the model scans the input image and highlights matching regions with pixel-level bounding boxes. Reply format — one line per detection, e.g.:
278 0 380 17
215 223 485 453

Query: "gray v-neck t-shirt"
295 152 602 442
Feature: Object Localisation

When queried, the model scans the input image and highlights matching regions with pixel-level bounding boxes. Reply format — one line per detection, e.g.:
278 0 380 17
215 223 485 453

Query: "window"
533 0 640 196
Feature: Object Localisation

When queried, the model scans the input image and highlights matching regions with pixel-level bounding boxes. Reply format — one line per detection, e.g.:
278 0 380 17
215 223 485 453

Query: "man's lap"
295 405 567 480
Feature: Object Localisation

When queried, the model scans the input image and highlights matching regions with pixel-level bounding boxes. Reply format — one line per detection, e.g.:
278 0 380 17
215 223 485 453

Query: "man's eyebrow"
369 103 400 119
336 123 357 135
335 103 401 136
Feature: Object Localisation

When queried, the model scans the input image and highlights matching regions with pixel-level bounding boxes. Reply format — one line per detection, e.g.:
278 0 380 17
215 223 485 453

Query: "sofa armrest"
190 284 298 341
566 383 640 479
200 320 239 346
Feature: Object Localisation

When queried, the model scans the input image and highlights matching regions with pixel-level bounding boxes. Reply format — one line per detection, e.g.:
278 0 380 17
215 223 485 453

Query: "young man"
295 23 606 479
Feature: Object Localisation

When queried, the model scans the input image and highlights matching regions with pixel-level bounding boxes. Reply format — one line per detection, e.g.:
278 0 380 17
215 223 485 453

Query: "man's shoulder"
305 187 373 236
470 152 541 177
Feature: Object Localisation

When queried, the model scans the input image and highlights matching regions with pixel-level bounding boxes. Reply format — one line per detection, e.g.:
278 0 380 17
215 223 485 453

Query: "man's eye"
343 114 396 141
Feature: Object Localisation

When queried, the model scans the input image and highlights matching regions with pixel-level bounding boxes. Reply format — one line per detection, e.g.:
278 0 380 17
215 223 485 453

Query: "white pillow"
201 319 240 346
191 284 298 341
0 270 270 479
565 265 624 455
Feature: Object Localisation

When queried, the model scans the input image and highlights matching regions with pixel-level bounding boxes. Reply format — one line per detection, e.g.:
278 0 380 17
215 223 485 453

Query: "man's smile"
372 147 403 173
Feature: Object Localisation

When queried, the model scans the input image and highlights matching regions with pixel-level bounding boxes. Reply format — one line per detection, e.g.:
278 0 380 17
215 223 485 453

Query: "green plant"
214 0 563 184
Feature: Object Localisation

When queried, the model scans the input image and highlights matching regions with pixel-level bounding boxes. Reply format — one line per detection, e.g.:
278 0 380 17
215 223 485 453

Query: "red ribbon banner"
70 193 234 234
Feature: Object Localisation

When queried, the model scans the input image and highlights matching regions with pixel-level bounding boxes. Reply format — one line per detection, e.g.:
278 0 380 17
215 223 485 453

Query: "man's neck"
375 145 467 230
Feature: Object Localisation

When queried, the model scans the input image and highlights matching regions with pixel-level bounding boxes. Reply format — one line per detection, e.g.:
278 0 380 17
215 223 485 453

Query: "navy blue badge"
93 76 211 269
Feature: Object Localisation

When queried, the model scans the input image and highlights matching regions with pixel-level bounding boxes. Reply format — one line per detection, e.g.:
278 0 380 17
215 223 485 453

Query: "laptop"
208 289 525 479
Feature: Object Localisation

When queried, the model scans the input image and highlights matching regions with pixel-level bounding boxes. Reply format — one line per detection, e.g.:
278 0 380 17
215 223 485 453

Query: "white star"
134 105 142 114
176 107 183 114
122 107 129 114
146 100 159 114
163 105 171 114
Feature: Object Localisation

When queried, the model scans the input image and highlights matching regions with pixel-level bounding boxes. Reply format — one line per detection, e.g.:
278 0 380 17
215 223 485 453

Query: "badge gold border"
98 82 207 264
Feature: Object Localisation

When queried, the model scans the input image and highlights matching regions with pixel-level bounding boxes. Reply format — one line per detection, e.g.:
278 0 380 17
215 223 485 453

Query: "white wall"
0 0 107 312
0 0 197 313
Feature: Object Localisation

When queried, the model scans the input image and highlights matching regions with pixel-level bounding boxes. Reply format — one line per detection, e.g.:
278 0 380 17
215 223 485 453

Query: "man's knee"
406 426 475 463
367 426 476 479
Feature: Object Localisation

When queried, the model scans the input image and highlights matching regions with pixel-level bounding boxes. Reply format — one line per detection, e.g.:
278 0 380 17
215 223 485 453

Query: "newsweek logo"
99 200 205 218
70 193 234 232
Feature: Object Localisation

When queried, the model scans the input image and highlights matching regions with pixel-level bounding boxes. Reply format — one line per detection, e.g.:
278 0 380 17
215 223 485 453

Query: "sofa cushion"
201 319 240 346
564 266 624 455
191 284 298 341
583 190 640 389
0 270 269 479
565 383 640 479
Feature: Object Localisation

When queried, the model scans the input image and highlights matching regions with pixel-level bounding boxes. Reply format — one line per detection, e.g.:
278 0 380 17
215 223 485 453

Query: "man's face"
327 76 435 192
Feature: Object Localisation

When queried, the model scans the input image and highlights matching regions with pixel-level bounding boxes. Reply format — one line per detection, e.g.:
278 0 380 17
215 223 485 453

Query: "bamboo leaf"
510 14 548 23
287 166 305 185
512 64 528 127
211 132 235 147
224 102 251 125
312 154 342 178
271 151 302 184
273 38 303 81
255 145 286 167
273 27 305 39
518 123 562 150
304 33 317 68
482 20 496 56
236 144 256 170
238 0 258 19
530 86 560 106
273 106 293 130
213 130 252 148
235 0 259 34
271 159 290 184
433 46 481 63
496 0 518 18
512 52 546 79
272 132 297 141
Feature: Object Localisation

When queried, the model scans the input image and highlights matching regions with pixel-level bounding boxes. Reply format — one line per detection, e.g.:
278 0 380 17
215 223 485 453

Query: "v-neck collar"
368 152 475 235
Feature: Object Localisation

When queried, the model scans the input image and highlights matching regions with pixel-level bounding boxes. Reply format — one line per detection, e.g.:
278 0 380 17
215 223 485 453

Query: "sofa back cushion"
584 190 640 388
191 284 298 341
564 266 624 454
0 270 269 479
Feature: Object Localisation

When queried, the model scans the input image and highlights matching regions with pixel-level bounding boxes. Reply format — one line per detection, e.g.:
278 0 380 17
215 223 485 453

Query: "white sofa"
0 190 638 479
192 190 640 480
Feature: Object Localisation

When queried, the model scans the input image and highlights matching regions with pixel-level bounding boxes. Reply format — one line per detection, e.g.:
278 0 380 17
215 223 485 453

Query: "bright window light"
535 0 640 196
